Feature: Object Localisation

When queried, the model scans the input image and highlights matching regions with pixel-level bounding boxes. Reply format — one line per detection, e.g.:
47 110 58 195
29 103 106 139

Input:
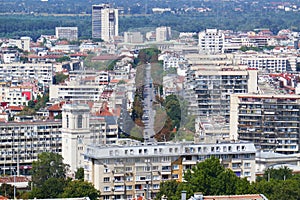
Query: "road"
142 63 156 142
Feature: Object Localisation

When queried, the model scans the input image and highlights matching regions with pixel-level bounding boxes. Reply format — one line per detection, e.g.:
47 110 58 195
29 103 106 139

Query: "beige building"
84 141 256 200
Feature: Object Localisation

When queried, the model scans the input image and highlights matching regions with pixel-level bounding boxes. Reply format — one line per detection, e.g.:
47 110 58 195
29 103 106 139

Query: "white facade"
0 120 62 176
0 62 53 85
198 29 225 54
156 26 171 42
3 88 30 106
240 55 291 72
49 80 105 101
92 4 119 42
8 37 31 52
124 32 143 43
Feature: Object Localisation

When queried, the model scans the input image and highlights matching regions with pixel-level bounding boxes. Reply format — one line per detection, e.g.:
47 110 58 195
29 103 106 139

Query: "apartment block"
55 27 78 41
230 94 300 154
49 80 105 101
184 66 258 118
198 29 225 54
84 141 256 200
0 62 53 86
240 55 292 72
156 26 171 42
8 37 30 52
0 120 62 176
124 32 143 43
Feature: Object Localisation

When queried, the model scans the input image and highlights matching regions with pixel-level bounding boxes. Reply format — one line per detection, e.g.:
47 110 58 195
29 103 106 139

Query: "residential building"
55 27 78 41
239 54 292 72
0 62 53 86
198 29 225 54
124 32 143 43
8 37 31 52
230 93 300 154
0 120 62 176
49 80 105 101
184 66 258 118
84 141 256 200
3 87 32 106
156 26 171 42
92 4 119 42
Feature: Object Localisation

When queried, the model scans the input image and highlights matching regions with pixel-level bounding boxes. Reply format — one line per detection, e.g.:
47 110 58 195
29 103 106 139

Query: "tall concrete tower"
92 4 118 42
61 103 90 175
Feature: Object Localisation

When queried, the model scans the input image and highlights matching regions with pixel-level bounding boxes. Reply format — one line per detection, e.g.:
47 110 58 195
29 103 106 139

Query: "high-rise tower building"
92 4 118 42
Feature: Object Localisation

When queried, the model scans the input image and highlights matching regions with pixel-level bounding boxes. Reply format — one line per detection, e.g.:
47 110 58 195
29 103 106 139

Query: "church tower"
61 103 90 175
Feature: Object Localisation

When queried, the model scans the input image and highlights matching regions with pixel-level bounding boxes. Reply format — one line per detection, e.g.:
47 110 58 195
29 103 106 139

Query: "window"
244 163 251 168
66 115 69 128
104 168 110 173
103 186 110 192
172 165 179 170
77 115 83 128
103 177 110 182
172 174 179 179
244 171 251 177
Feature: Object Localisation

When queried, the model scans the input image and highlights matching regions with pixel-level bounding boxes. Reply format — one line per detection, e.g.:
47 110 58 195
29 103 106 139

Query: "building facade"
124 32 143 43
184 66 258 118
92 4 119 42
156 26 171 42
84 141 256 200
198 29 225 54
0 120 62 176
0 62 53 86
230 94 300 154
55 27 78 41
61 103 118 175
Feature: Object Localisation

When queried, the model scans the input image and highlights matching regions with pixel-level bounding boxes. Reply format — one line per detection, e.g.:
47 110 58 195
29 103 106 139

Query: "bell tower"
61 103 90 175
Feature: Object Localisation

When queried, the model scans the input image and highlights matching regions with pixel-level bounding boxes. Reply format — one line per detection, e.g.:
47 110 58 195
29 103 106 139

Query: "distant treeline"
1 11 300 40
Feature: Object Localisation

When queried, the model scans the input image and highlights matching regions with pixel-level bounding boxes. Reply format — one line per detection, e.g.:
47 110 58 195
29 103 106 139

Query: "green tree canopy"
31 152 69 187
61 180 100 200
75 167 84 181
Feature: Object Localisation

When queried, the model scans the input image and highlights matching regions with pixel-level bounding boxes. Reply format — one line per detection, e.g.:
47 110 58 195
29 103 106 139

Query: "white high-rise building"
198 29 225 54
156 26 171 42
92 4 118 42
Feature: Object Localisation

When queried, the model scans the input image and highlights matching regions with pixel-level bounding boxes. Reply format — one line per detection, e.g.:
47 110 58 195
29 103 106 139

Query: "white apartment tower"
198 29 225 54
92 4 119 42
156 26 171 42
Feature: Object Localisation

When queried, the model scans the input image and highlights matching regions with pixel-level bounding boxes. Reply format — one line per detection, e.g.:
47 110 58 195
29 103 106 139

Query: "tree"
155 180 180 200
55 73 69 84
29 178 69 199
262 166 292 181
31 152 69 188
61 180 100 200
0 183 15 199
183 157 252 196
75 167 84 181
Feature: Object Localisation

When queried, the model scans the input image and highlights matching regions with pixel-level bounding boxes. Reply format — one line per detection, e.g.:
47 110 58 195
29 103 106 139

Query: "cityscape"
1 0 300 200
